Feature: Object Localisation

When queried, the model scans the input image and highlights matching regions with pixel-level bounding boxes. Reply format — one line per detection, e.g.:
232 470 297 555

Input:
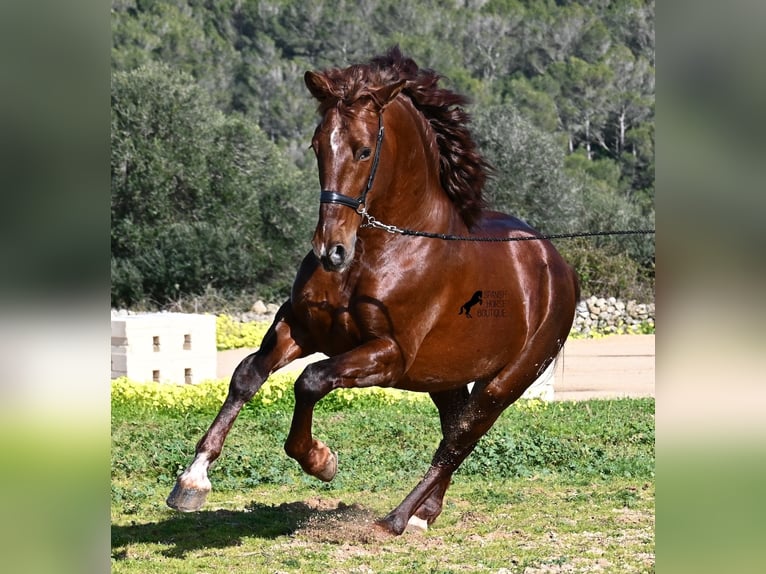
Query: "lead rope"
359 211 654 242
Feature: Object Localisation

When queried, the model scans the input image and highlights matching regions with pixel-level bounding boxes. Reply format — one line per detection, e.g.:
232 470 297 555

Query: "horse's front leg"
167 304 307 512
284 340 403 481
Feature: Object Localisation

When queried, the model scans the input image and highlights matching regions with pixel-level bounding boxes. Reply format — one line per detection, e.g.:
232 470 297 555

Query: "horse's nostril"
328 244 346 266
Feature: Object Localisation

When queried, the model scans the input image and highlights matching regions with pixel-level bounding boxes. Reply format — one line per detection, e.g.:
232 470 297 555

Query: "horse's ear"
305 71 333 101
369 79 407 109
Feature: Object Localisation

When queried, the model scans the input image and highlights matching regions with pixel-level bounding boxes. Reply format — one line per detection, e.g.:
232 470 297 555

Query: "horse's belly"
398 319 525 391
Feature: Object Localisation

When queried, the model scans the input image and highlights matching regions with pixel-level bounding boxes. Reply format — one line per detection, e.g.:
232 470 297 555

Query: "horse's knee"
294 363 333 404
229 354 267 402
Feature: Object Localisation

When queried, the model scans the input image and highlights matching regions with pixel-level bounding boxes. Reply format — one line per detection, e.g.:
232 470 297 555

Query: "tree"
463 9 522 85
548 56 613 158
111 62 314 306
472 105 578 233
111 1 238 110
111 62 217 232
604 0 655 64
601 45 654 157
503 75 560 132
574 17 612 63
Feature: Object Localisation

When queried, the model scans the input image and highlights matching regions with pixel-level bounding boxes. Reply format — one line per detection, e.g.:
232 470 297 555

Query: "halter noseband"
319 113 385 213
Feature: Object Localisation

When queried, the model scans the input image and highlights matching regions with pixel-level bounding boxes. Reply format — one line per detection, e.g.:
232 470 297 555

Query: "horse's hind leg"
407 386 471 531
378 353 552 535
167 303 307 512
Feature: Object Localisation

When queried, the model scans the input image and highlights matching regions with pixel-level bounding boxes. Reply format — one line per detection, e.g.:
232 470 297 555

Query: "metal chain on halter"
359 209 654 242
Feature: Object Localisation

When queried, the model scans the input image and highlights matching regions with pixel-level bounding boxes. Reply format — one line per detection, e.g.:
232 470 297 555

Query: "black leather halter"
319 114 384 213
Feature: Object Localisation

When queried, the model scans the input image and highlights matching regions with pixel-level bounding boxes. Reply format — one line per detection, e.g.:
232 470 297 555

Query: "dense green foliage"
112 392 654 500
112 0 654 305
111 62 315 306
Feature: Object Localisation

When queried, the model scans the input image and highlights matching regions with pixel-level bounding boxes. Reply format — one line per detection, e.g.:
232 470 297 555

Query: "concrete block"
110 313 216 384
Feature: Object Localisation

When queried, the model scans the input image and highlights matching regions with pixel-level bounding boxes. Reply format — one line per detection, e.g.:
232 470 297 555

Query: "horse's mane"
313 46 490 229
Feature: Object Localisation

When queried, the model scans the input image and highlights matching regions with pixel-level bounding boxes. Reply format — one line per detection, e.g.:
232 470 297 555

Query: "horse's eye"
356 147 372 161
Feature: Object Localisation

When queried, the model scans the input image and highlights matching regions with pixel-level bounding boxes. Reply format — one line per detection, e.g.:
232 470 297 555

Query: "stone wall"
571 296 655 336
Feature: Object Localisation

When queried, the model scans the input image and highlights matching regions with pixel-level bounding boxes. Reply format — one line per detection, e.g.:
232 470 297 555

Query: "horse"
167 47 580 535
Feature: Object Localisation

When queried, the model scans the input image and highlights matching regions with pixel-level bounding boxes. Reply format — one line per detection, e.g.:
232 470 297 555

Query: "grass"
112 397 654 573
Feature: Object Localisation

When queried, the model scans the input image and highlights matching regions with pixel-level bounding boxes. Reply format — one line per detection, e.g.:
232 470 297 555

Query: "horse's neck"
381 100 466 235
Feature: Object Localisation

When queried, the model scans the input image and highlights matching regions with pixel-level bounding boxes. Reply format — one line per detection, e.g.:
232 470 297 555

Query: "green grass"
112 398 654 573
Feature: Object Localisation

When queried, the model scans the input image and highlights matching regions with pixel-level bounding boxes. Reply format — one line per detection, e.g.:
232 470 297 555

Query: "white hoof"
168 454 212 511
405 515 429 533
316 450 338 482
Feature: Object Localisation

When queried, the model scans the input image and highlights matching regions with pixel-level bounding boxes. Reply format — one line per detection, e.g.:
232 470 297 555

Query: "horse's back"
471 210 572 272
474 209 537 235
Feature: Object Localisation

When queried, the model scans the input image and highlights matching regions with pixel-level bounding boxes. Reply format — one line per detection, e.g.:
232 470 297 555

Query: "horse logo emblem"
459 290 483 318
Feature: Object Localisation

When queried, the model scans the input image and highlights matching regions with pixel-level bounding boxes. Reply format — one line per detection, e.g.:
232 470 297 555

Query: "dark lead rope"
360 213 655 243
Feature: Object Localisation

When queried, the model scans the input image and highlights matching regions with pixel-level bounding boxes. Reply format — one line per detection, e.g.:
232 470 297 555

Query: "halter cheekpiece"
319 113 385 213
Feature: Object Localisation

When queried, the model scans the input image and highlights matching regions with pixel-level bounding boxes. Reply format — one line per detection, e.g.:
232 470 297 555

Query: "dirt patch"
248 496 446 547
284 497 459 550
284 498 393 545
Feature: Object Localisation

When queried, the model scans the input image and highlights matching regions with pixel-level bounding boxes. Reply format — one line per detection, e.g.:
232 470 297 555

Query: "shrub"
216 315 271 351
111 63 314 307
558 237 653 300
111 375 429 417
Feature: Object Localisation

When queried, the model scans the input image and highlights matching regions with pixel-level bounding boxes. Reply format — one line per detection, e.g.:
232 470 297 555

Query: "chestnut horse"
167 47 579 535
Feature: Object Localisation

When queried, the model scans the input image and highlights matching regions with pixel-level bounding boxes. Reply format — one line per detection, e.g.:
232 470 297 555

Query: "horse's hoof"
374 516 406 536
166 481 210 512
315 450 338 482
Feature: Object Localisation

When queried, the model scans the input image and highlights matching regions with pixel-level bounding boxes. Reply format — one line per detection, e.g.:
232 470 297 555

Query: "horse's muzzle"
313 240 355 272
312 203 359 272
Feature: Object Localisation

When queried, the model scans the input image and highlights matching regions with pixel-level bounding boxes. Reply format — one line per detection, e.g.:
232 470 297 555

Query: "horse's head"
305 70 405 272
